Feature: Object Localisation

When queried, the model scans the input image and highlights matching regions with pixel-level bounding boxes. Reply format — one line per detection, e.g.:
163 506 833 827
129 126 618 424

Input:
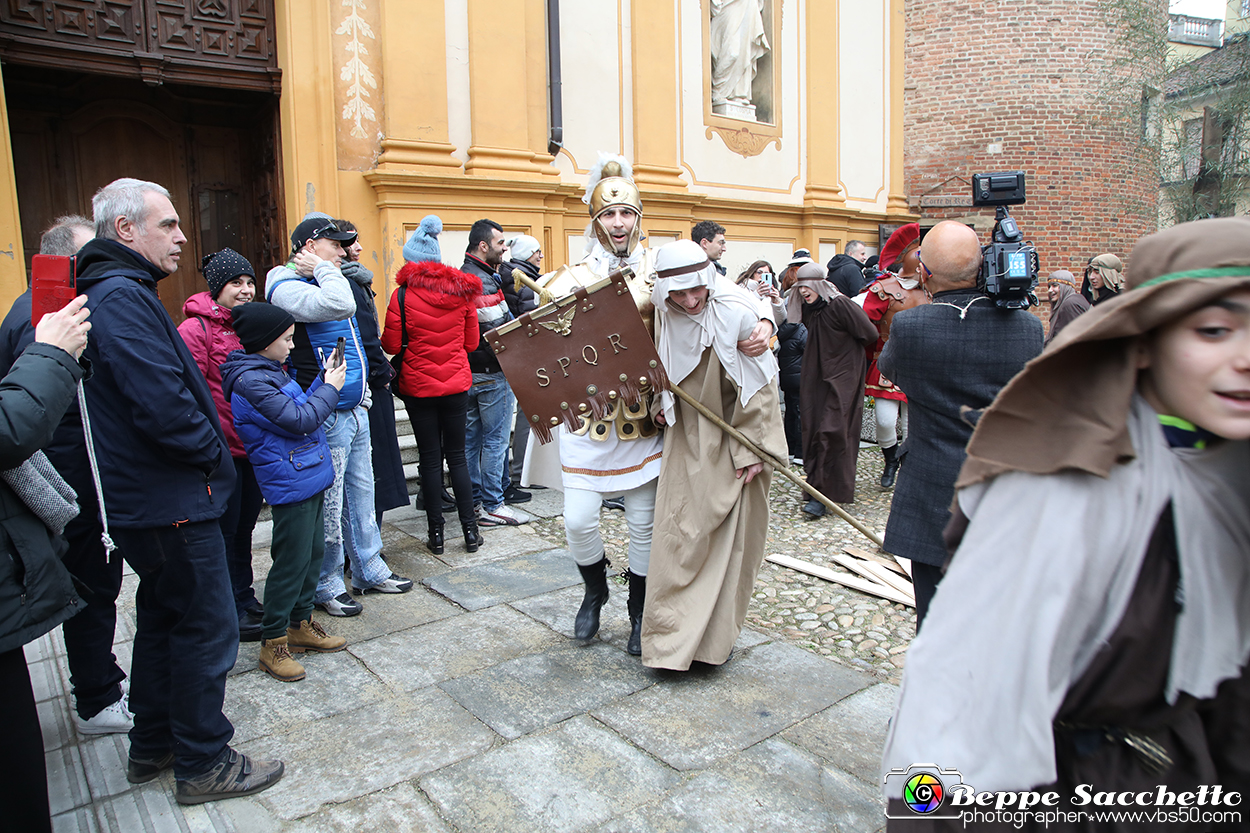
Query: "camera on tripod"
972 171 1039 309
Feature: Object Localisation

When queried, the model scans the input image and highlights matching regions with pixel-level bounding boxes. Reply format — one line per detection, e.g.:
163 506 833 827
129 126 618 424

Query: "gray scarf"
1 450 79 535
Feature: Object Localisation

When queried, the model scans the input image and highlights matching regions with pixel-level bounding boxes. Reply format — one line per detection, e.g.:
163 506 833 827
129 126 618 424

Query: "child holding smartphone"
882 218 1250 826
220 304 347 682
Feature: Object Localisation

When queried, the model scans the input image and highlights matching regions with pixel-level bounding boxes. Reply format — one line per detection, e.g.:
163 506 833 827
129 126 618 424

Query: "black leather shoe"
238 610 263 643
503 485 532 504
462 520 483 553
574 556 610 640
428 523 445 555
802 498 825 519
880 444 901 489
601 497 625 512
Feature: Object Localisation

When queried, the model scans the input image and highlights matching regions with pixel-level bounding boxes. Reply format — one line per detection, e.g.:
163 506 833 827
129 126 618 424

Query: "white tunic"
522 242 664 494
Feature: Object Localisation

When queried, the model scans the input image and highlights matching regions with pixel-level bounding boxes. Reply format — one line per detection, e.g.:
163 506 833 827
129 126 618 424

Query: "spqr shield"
485 267 668 444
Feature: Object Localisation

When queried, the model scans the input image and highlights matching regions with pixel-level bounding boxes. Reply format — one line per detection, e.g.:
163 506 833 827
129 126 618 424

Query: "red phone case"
31 254 77 328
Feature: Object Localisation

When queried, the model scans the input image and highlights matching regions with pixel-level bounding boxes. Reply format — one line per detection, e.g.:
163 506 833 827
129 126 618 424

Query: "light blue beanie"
403 215 443 264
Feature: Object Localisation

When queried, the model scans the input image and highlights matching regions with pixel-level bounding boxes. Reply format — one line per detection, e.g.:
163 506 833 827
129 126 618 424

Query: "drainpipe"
547 0 563 155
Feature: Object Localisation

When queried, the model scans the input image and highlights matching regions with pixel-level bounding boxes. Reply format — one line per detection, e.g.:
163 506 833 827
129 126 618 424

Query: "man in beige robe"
642 240 786 670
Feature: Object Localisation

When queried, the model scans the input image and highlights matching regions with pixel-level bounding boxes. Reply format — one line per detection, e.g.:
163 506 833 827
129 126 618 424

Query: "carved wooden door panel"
0 0 279 92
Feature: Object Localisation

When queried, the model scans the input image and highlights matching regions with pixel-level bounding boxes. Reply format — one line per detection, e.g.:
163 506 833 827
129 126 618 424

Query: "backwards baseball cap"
290 217 356 252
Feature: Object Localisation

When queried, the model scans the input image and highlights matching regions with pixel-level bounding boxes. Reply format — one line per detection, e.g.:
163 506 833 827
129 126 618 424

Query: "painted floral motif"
337 0 377 139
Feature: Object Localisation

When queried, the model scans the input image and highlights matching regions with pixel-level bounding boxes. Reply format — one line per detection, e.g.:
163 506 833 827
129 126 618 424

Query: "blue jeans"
317 406 391 602
465 371 514 511
111 521 237 779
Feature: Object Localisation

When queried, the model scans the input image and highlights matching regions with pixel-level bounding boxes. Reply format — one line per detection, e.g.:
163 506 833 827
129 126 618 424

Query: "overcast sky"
1171 0 1228 19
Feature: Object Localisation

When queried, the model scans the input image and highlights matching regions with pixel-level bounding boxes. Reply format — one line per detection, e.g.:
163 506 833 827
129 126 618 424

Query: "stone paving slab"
275 782 454 833
239 687 498 821
46 744 92 815
782 681 898 788
396 523 556 569
224 650 394 745
425 547 581 610
509 583 631 641
595 641 872 771
39 695 75 752
600 738 885 833
78 734 132 801
440 641 657 739
349 604 564 691
422 714 681 833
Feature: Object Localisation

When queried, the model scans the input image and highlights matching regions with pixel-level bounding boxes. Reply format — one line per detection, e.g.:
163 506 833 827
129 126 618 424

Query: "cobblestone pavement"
530 444 914 686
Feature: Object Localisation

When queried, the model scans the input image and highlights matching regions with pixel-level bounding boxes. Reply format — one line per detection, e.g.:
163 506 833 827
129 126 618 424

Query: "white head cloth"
881 396 1250 796
651 240 777 422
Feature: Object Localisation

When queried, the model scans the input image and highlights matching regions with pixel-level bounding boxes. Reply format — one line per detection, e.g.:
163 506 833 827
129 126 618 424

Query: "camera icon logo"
884 764 967 819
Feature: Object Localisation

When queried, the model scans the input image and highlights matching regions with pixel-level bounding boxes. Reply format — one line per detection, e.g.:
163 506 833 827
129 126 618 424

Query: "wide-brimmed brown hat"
959 217 1250 487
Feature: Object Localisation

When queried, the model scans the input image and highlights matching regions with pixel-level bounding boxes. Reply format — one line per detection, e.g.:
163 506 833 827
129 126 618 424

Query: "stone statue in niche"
710 0 769 122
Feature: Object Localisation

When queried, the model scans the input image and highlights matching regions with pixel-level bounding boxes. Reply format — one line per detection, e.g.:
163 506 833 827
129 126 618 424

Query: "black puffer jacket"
500 258 539 319
0 343 85 654
777 321 807 394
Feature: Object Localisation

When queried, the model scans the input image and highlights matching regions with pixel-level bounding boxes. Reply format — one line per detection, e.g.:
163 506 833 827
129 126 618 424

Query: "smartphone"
330 336 346 369
31 254 77 327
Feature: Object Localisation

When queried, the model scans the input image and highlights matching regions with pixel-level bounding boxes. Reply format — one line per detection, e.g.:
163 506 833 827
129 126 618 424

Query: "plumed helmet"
584 154 643 255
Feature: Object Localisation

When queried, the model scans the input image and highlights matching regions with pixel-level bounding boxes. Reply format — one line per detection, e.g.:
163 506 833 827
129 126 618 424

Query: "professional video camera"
972 171 1039 310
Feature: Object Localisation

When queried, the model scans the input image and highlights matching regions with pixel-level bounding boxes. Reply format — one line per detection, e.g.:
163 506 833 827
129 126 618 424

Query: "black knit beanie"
202 248 255 300
230 303 294 354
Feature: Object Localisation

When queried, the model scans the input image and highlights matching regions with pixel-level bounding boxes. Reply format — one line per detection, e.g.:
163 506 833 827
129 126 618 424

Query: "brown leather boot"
286 618 347 653
259 636 305 682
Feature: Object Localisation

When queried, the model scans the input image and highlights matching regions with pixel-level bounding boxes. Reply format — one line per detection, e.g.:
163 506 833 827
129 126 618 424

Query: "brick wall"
904 0 1163 314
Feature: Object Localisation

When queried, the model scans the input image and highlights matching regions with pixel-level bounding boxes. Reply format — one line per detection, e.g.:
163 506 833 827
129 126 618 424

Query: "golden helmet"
588 159 643 254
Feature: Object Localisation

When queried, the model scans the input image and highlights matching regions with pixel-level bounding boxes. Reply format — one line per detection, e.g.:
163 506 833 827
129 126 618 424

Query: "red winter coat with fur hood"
381 261 480 398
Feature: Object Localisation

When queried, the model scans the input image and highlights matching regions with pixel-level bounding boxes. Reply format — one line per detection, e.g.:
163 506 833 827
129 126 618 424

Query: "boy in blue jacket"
221 303 346 682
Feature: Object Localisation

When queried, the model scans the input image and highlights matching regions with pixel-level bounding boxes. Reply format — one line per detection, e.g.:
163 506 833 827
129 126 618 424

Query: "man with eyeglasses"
266 214 413 619
877 220 1042 627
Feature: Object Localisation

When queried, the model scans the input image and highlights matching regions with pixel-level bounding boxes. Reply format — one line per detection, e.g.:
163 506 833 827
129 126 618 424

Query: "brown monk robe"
792 266 879 506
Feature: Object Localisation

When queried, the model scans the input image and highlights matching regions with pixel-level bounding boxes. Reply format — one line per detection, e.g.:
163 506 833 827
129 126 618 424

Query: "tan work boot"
259 636 305 682
286 618 347 653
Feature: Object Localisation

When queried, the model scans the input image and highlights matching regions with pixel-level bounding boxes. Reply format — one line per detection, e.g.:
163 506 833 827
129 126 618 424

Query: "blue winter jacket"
74 239 235 528
220 351 337 506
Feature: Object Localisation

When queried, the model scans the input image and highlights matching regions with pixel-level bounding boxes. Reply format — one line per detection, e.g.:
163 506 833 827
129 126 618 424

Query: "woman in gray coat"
0 296 92 833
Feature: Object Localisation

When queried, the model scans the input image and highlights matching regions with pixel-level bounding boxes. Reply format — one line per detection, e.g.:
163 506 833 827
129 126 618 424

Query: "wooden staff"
667 382 885 549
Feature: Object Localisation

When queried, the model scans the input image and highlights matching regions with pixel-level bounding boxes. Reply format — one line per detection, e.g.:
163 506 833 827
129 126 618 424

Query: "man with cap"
266 213 413 618
877 220 1042 627
1044 268 1090 344
642 239 786 670
72 177 283 803
863 223 928 489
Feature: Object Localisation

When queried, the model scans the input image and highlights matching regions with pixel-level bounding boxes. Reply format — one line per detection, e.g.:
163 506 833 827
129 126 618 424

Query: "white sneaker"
479 504 531 527
75 695 134 736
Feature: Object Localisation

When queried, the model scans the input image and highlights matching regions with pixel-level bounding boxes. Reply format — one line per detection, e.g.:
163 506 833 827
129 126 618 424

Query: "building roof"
1165 33 1250 99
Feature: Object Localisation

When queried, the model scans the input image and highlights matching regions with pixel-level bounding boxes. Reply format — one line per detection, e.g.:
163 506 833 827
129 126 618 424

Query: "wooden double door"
6 65 285 321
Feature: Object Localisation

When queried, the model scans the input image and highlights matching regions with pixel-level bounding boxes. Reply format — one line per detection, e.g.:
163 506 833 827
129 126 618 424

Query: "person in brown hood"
1044 269 1090 345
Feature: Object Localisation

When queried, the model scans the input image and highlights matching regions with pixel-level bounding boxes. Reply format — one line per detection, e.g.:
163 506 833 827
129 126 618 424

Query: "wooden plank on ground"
844 546 908 576
893 554 913 578
832 554 917 603
857 560 917 598
767 554 915 607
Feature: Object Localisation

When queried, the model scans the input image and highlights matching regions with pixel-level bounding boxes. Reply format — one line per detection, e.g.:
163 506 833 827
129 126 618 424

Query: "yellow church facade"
0 0 909 313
